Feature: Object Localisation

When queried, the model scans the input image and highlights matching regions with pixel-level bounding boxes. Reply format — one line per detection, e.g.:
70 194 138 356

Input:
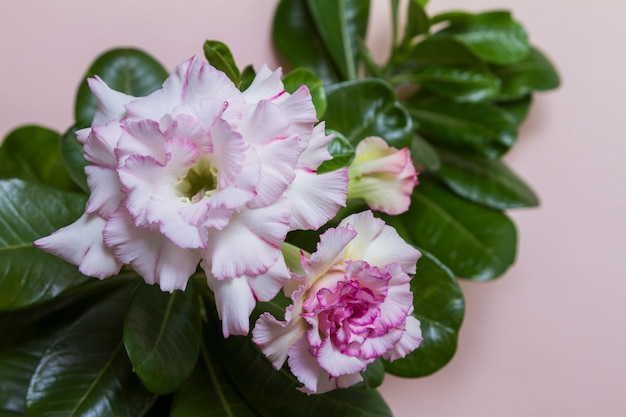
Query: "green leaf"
409 37 483 66
406 99 517 159
435 147 539 209
496 95 532 126
123 282 202 394
358 359 385 389
386 178 517 280
384 251 464 376
203 40 241 86
408 65 501 102
0 125 77 191
307 0 371 80
410 133 440 171
325 79 413 149
283 67 327 119
0 180 90 310
170 330 260 417
0 337 51 416
26 286 156 417
401 0 430 49
272 0 339 83
75 48 168 127
317 129 355 173
239 65 256 92
60 125 89 193
493 47 560 100
433 11 530 65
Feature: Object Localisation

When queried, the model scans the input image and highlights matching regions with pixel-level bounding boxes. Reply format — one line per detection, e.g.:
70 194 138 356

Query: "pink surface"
1 1 624 416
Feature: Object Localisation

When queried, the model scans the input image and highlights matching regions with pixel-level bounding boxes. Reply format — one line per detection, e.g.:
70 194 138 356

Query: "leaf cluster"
0 1 559 415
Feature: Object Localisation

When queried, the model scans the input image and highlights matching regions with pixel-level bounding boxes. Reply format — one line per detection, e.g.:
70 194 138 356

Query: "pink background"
1 0 624 416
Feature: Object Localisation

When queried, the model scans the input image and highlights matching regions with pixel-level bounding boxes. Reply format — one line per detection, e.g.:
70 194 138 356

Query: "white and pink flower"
347 136 417 215
252 211 422 394
35 58 348 336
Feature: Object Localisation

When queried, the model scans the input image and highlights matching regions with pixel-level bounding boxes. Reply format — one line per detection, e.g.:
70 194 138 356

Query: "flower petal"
242 64 284 104
252 312 305 369
382 315 423 361
84 165 123 218
34 212 122 279
87 76 135 126
204 270 255 337
315 337 367 377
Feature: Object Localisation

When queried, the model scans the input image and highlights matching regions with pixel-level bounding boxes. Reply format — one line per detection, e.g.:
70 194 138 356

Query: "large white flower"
35 58 348 336
252 211 422 394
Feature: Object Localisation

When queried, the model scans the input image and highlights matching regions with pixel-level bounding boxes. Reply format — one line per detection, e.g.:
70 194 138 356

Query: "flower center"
176 157 218 203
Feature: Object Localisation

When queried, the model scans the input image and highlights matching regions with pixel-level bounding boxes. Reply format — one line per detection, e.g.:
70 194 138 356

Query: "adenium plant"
0 1 559 416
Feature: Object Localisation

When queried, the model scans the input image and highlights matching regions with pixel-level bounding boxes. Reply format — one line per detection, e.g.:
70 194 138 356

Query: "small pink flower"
347 136 417 215
252 211 422 394
34 58 348 336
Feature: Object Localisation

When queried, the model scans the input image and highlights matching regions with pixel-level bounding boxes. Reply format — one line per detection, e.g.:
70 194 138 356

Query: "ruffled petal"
87 76 135 126
84 165 124 218
242 64 285 104
382 315 423 361
301 225 356 284
342 211 421 274
83 122 121 167
286 167 348 230
295 123 333 169
252 312 305 369
287 335 325 394
204 270 255 337
103 208 200 291
34 212 122 279
315 337 366 377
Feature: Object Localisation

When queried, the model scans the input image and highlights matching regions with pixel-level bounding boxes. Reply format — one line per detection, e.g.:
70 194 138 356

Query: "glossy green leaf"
409 66 501 102
283 67 327 119
358 359 385 389
493 47 561 100
124 282 202 394
0 337 51 416
26 286 156 417
170 330 260 417
60 125 89 193
239 65 256 92
409 37 483 66
75 48 168 127
406 99 517 159
384 251 464 376
433 11 529 65
435 147 539 209
0 180 89 310
386 178 517 280
318 129 354 173
496 95 532 126
0 125 77 191
307 0 370 80
410 133 440 171
215 335 392 417
325 79 413 148
203 40 241 86
401 0 430 49
273 0 339 83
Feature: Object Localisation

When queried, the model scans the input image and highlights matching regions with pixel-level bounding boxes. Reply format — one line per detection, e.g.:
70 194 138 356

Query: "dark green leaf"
357 38 383 78
60 125 89 193
75 48 168 127
409 65 501 102
325 79 413 148
0 126 77 191
401 0 430 48
272 0 339 83
496 95 532 126
386 178 517 280
384 251 464 376
406 99 517 159
307 0 370 80
318 130 355 173
358 359 385 389
283 68 327 119
435 147 539 209
214 331 393 417
26 286 156 417
409 37 483 66
203 40 241 86
433 11 529 65
410 133 440 171
0 337 50 416
124 282 202 394
170 329 260 417
0 180 89 310
239 65 256 92
493 47 560 100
